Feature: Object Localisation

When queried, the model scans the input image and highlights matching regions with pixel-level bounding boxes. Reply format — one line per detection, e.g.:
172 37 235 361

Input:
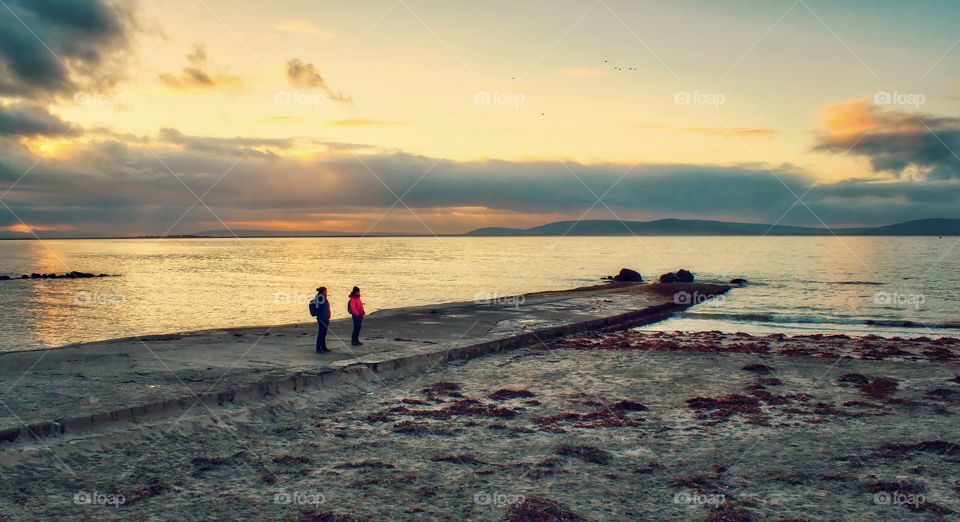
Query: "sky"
1 0 960 236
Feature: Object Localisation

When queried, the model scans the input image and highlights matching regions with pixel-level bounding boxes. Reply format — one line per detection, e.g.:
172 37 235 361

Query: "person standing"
311 287 331 353
348 286 365 346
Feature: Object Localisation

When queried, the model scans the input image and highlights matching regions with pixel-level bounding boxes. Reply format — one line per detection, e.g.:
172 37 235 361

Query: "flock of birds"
604 60 638 70
505 61 638 115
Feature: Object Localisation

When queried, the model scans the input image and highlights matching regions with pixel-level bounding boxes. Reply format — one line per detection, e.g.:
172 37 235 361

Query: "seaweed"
859 377 898 399
503 496 583 522
334 460 395 470
741 364 776 375
837 373 870 386
686 394 762 420
489 389 536 401
555 444 612 464
190 452 246 472
288 511 367 522
273 455 312 466
704 501 758 522
876 440 957 459
430 454 493 466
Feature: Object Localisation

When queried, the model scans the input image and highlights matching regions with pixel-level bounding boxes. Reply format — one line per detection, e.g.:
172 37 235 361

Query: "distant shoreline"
3 217 958 239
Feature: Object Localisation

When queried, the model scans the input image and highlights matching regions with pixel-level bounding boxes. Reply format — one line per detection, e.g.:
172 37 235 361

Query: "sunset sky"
2 0 960 236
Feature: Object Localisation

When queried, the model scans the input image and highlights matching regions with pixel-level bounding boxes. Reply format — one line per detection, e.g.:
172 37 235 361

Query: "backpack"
309 297 320 317
347 297 353 315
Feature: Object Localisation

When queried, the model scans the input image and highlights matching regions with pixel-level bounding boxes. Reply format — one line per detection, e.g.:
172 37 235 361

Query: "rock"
730 278 748 285
612 268 643 282
659 272 679 283
30 273 41 279
675 269 694 283
0 275 9 281
19 275 28 279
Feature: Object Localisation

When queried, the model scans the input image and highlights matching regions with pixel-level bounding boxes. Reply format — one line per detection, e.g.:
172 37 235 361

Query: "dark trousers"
316 320 328 352
351 315 363 345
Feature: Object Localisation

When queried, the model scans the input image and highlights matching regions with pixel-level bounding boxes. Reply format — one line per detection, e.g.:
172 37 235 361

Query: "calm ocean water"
0 236 957 352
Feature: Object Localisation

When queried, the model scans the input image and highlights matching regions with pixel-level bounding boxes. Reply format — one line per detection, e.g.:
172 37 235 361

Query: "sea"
0 236 957 352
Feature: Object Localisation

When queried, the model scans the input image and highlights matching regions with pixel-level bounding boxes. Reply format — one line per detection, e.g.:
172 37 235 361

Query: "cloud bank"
0 0 137 99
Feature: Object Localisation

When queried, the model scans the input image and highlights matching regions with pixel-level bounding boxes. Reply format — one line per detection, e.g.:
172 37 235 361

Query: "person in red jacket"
348 286 366 346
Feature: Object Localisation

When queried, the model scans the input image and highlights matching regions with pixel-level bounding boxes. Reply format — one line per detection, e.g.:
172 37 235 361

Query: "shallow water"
0 236 957 351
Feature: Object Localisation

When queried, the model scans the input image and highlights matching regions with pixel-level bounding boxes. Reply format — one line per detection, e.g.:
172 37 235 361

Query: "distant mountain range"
466 218 960 236
3 218 959 240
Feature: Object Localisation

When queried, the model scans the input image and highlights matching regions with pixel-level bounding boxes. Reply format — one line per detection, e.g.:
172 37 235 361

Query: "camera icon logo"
673 90 692 105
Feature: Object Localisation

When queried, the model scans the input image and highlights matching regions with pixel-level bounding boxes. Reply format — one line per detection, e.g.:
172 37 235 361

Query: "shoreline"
0 282 727 444
2 313 958 520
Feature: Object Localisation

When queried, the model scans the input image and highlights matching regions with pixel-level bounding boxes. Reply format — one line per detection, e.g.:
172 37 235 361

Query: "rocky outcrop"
659 269 694 283
612 268 643 282
1 271 114 282
730 278 748 286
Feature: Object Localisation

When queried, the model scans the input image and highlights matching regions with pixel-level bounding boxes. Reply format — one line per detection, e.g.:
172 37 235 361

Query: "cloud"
681 127 775 139
2 130 957 235
271 21 334 39
0 102 79 137
328 118 408 127
157 127 373 157
157 44 243 90
814 99 960 180
285 59 353 105
0 0 138 99
560 67 607 79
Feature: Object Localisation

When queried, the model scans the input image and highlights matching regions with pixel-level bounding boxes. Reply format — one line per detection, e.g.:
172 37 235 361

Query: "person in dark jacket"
348 286 365 346
313 287 331 353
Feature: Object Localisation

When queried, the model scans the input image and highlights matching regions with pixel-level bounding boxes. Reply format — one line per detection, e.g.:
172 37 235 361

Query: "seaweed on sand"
489 388 536 401
190 451 247 473
876 440 958 460
704 501 758 522
125 477 169 504
430 454 495 466
859 377 899 400
392 421 452 435
273 455 312 466
288 511 367 522
686 394 762 420
334 460 396 470
555 444 612 464
741 364 776 375
503 496 583 522
837 373 870 386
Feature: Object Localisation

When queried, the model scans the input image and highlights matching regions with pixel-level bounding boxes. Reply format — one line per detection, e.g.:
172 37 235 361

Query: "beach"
2 282 959 521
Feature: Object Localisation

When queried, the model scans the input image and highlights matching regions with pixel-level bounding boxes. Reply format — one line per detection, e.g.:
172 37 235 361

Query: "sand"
2 328 959 521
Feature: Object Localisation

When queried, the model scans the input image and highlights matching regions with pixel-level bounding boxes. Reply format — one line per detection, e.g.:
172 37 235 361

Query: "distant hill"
467 218 960 236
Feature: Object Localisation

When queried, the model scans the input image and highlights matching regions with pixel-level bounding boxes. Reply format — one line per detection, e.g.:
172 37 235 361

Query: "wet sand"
2 327 958 521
